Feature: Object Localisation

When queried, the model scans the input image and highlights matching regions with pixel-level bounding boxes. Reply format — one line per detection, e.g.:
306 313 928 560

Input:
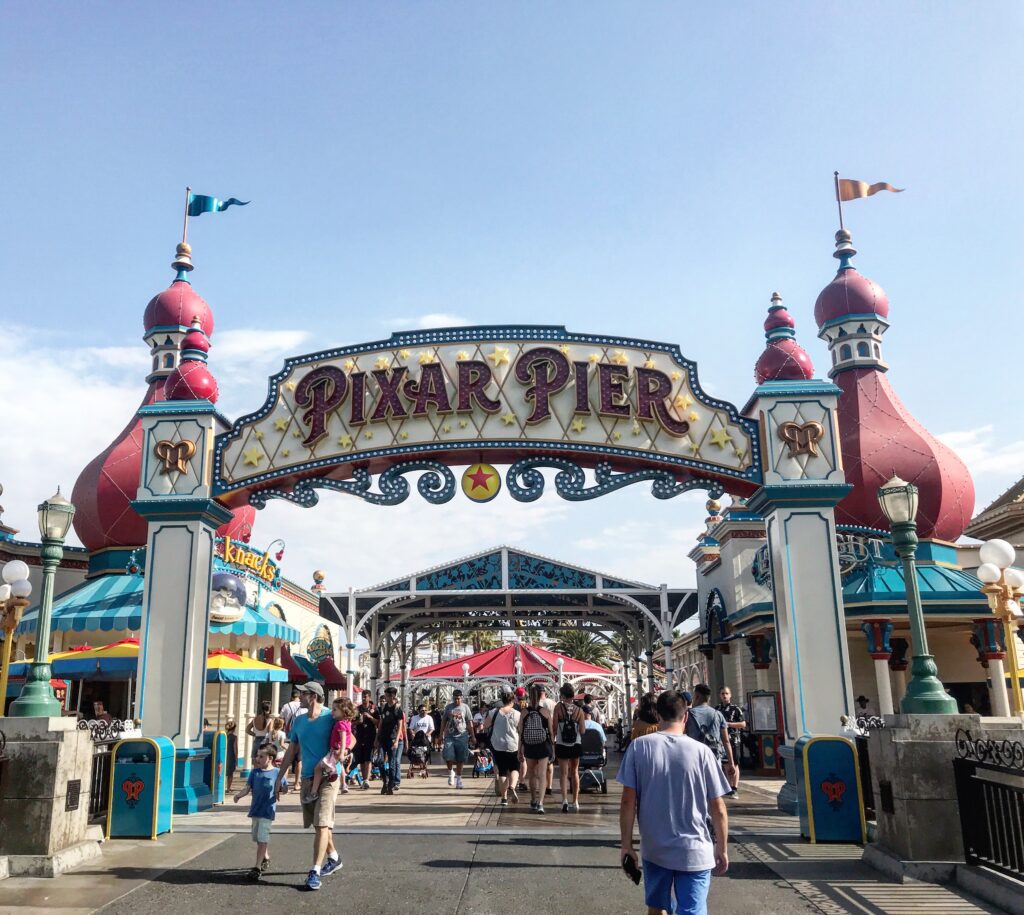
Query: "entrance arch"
130 322 854 748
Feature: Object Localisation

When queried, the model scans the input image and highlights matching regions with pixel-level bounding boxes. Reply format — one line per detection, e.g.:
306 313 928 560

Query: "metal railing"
79 718 128 822
953 729 1024 882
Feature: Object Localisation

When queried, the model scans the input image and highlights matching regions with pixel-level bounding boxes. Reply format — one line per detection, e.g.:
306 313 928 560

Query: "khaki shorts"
300 776 339 830
250 816 273 843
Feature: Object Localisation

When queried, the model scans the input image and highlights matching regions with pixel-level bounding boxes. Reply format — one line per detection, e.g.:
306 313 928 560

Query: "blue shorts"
642 860 711 915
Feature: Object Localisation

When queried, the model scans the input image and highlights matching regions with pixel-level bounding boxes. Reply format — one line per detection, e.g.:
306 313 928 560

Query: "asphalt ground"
94 834 816 915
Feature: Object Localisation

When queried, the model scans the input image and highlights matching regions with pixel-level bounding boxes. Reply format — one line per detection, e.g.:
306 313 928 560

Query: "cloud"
384 313 471 330
936 425 1024 510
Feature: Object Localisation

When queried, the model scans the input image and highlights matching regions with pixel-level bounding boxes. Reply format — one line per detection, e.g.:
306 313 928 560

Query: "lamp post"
0 561 33 717
975 538 1024 717
876 476 957 714
10 490 76 718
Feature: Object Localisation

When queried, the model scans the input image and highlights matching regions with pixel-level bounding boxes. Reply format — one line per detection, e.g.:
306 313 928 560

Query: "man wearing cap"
275 681 342 891
440 689 475 789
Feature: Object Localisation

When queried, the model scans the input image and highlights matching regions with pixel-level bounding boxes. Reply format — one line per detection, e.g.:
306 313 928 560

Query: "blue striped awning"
15 574 300 644
15 574 142 637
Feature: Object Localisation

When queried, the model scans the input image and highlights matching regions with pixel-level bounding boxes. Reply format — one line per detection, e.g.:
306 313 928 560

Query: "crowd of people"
229 678 748 913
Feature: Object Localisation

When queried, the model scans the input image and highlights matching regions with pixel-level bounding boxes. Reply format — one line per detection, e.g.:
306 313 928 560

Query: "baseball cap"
514 686 527 698
680 690 693 706
297 681 325 700
453 688 463 697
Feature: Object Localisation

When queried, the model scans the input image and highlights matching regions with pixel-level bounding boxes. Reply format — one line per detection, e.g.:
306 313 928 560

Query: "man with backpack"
684 684 736 786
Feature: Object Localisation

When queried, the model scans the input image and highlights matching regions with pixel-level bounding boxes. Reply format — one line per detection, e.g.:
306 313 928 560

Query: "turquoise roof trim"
15 572 300 643
842 561 988 613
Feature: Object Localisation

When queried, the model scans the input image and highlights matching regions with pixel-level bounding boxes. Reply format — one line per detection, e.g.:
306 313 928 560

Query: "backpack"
380 705 402 745
558 703 579 744
522 708 548 746
688 706 724 758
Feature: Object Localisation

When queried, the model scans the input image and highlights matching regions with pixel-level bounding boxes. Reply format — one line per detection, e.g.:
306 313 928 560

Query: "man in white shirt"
409 704 435 740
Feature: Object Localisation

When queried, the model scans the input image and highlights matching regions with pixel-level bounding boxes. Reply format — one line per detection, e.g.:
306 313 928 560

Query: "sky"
2 4 1023 615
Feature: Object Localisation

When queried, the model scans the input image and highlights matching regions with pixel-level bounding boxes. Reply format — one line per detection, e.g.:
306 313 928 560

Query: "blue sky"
2 4 1023 599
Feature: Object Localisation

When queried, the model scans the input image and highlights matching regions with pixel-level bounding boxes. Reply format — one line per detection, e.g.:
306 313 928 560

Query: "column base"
776 745 801 815
5 839 103 879
172 747 213 815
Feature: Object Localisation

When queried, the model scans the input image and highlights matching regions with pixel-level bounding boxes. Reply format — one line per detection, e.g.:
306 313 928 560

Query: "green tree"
454 629 501 654
546 630 614 668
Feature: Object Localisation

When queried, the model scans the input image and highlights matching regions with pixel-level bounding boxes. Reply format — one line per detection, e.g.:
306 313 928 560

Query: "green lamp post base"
899 654 958 715
8 663 62 718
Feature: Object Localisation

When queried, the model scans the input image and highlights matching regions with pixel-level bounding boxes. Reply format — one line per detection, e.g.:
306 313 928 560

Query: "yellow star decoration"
343 359 356 372
674 393 693 410
588 353 601 364
710 428 733 448
734 446 745 459
338 434 353 448
458 419 469 429
610 350 629 365
273 418 289 431
282 448 290 458
671 371 682 381
559 344 571 355
285 381 296 391
254 430 264 440
400 431 409 440
486 346 510 367
501 411 517 426
643 358 657 369
442 423 452 433
612 430 622 441
418 351 436 365
399 349 411 360
687 438 701 454
570 417 587 433
364 430 374 440
631 423 642 436
456 351 470 362
242 447 263 467
688 411 699 422
293 430 301 438
374 356 391 370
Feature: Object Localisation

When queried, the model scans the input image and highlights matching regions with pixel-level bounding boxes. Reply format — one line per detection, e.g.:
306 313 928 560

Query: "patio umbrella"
207 649 289 729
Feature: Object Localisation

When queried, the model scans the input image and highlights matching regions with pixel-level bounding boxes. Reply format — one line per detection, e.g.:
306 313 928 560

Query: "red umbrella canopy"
401 642 612 680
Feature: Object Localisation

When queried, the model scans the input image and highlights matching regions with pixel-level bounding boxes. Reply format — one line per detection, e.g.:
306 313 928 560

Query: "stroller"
407 731 432 779
578 728 608 794
471 747 494 778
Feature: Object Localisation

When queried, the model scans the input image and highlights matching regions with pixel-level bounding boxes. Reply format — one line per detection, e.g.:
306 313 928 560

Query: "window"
840 344 852 361
164 354 174 368
857 342 870 357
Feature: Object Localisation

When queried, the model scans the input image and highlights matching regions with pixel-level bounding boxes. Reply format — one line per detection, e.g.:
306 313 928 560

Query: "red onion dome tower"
754 292 815 383
814 229 974 540
72 243 254 559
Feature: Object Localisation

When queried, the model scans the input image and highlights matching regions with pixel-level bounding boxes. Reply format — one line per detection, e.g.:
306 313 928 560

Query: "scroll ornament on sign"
155 439 197 474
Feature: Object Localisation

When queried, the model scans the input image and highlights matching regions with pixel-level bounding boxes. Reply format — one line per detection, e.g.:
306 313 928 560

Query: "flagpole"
182 186 192 245
833 171 845 232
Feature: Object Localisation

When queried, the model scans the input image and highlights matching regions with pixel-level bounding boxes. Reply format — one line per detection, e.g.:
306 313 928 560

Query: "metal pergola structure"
319 545 697 709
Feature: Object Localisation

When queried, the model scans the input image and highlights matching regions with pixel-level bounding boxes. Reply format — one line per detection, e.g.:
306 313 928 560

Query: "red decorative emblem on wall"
122 776 145 807
820 773 846 810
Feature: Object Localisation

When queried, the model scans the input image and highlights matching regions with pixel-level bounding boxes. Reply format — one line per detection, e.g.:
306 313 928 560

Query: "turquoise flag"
187 192 249 217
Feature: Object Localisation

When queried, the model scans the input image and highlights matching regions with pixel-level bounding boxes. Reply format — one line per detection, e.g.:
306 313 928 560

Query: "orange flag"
837 178 904 201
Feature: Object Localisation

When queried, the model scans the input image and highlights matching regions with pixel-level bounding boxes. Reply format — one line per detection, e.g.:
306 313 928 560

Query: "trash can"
106 736 175 839
793 735 866 843
203 729 227 804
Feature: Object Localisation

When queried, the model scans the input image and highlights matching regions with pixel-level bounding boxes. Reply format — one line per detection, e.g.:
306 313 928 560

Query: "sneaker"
259 858 271 874
500 798 509 807
448 771 456 787
305 869 321 891
456 776 464 790
509 786 519 804
248 866 262 881
536 805 545 815
529 801 538 811
545 787 553 797
321 856 342 878
570 802 580 812
341 785 349 794
561 801 569 814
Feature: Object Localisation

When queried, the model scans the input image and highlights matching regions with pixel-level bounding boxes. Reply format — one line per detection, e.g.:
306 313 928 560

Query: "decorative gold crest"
155 439 197 474
778 421 825 457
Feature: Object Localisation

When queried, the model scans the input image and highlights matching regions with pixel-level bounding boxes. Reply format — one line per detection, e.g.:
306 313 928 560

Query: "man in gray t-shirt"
618 690 730 914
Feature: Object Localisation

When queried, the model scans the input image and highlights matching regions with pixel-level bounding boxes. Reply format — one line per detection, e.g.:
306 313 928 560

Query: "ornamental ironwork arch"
212 326 763 511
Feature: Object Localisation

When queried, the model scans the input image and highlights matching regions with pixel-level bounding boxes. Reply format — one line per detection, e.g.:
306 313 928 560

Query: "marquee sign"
213 327 762 507
213 537 282 589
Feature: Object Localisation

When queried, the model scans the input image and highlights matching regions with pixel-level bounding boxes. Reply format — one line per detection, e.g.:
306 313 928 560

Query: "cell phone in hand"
621 854 642 885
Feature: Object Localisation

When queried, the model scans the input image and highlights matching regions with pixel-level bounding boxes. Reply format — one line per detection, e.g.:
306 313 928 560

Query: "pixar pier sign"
214 327 759 499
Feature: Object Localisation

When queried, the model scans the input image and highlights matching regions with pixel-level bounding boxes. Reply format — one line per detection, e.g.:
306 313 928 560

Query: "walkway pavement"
0 758 1006 914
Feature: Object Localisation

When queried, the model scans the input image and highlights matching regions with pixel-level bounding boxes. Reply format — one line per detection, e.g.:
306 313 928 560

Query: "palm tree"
454 629 501 654
546 630 614 668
